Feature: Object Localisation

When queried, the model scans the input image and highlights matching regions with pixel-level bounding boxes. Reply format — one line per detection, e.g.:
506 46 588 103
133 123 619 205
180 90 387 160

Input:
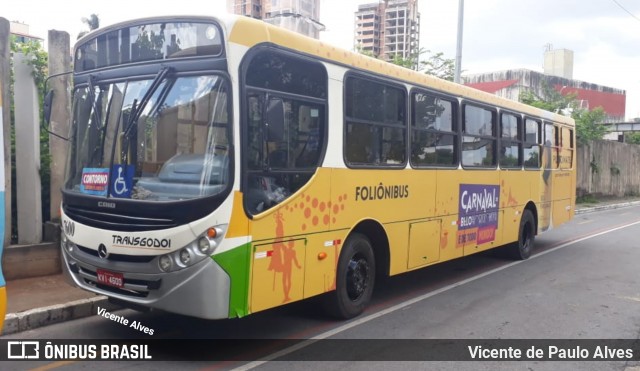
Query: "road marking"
233 218 640 370
619 296 640 303
577 220 593 225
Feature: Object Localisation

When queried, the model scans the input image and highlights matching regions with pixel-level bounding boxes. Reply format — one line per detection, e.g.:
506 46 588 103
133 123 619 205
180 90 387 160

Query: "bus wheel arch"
351 219 390 280
325 220 389 319
524 201 538 235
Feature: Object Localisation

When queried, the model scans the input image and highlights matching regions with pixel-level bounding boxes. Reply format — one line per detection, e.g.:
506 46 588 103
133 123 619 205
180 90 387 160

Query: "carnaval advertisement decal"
457 184 499 247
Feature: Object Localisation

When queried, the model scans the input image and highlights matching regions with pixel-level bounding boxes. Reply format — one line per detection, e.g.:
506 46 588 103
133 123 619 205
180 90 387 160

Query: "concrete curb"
2 296 119 335
575 200 640 215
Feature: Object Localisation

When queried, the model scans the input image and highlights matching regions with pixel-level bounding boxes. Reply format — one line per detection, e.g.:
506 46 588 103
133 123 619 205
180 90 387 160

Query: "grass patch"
576 194 599 204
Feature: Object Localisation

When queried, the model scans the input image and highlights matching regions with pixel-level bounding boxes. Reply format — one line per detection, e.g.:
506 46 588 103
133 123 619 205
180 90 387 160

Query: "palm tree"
77 14 100 40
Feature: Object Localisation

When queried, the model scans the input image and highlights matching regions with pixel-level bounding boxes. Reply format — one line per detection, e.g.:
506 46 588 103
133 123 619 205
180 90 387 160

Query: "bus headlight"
156 224 227 273
159 255 172 272
179 249 191 265
61 234 75 252
197 237 211 254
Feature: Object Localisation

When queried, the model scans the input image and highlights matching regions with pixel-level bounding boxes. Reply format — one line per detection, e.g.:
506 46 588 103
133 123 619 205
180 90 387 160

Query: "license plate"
96 269 124 288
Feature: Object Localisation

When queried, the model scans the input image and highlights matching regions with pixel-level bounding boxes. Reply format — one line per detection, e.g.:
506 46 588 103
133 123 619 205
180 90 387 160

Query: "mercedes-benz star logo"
98 244 109 259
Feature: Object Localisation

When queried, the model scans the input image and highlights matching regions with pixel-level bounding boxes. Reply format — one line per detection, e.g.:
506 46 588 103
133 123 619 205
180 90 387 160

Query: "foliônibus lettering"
355 183 409 201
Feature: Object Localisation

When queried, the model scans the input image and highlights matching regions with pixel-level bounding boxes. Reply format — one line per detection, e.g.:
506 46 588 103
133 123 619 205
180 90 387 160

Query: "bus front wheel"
325 233 376 319
508 209 536 260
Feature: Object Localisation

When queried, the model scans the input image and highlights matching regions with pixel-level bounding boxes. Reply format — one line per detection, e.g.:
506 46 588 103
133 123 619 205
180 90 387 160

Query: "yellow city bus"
54 14 575 320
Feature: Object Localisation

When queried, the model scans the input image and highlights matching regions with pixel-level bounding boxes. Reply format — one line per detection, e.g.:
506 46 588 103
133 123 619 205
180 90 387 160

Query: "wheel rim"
346 253 370 302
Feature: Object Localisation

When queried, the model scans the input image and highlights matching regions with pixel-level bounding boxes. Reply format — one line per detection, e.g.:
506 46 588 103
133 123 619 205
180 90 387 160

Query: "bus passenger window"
524 118 541 168
543 123 559 169
500 113 522 168
345 76 406 167
243 48 327 214
560 127 574 169
246 94 326 213
410 91 457 167
462 104 496 167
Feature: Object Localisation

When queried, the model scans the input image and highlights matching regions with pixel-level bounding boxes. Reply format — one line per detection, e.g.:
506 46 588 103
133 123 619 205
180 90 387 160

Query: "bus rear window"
75 22 223 72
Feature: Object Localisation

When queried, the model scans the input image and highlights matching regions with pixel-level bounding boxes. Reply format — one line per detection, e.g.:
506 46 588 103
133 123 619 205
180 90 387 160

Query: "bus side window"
499 112 522 168
543 122 559 169
247 95 265 170
524 118 541 169
344 75 406 167
410 91 457 167
461 104 496 167
243 48 327 214
561 126 574 169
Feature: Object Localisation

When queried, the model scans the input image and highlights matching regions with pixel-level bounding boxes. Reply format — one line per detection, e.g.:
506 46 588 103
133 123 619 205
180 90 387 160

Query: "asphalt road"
3 206 640 371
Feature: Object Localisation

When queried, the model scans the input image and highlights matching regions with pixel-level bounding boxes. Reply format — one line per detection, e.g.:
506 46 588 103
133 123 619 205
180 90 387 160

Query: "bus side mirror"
266 98 285 142
42 70 73 141
43 90 54 125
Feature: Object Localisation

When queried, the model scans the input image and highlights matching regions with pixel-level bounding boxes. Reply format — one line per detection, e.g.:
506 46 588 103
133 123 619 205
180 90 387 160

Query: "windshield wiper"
87 74 103 129
122 66 172 141
120 67 172 164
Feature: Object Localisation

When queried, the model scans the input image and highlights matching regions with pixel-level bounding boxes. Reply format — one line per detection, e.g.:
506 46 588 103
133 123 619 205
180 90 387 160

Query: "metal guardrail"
601 122 640 132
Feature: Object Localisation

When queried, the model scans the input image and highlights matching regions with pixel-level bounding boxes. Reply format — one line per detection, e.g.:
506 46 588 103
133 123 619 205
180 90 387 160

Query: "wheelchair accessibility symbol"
110 164 134 198
114 167 128 195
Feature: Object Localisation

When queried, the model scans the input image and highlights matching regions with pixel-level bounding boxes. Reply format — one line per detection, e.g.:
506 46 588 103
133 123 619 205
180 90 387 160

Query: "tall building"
226 0 325 39
354 0 420 68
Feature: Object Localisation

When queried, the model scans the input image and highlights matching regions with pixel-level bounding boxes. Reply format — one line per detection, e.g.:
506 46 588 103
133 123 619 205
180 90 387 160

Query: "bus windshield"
64 73 231 202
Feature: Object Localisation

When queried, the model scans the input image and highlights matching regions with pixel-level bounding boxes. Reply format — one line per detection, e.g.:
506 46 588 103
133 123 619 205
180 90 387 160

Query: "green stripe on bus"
212 243 251 318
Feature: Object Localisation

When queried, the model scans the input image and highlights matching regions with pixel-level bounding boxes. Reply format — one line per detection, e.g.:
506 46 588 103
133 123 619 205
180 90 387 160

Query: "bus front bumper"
62 247 231 320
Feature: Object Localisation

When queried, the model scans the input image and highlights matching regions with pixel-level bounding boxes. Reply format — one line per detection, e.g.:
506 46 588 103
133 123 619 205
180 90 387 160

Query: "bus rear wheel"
325 233 375 319
507 209 535 260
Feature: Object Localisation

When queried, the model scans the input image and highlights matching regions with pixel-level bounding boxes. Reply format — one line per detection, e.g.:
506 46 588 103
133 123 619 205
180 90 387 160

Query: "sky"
3 0 639 119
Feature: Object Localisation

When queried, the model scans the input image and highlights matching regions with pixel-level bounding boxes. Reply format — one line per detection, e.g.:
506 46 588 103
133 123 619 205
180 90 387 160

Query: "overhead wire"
610 0 640 23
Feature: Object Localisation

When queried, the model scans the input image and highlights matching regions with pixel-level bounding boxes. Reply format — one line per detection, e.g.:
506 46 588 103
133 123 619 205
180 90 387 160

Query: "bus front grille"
73 264 161 299
77 245 156 263
64 205 177 232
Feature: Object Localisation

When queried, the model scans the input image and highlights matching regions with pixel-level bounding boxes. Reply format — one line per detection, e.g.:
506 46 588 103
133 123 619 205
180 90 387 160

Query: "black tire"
507 209 536 260
325 233 376 319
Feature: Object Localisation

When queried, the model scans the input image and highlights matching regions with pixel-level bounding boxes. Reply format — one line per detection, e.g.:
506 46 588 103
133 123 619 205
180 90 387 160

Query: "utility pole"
454 0 464 83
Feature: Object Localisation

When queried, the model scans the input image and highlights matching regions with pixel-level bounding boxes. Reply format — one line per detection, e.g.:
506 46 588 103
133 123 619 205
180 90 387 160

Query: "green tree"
519 80 607 144
625 132 640 144
519 80 576 113
573 107 608 145
354 45 376 58
355 46 455 80
420 50 455 81
390 54 416 69
78 13 100 40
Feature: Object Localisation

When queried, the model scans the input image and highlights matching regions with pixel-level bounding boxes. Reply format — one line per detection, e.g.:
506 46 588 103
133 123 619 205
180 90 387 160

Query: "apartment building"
354 0 420 68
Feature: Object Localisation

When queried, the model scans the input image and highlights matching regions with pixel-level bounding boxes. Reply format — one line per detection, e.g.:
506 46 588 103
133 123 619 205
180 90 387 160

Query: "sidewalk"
2 198 640 336
2 274 118 335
